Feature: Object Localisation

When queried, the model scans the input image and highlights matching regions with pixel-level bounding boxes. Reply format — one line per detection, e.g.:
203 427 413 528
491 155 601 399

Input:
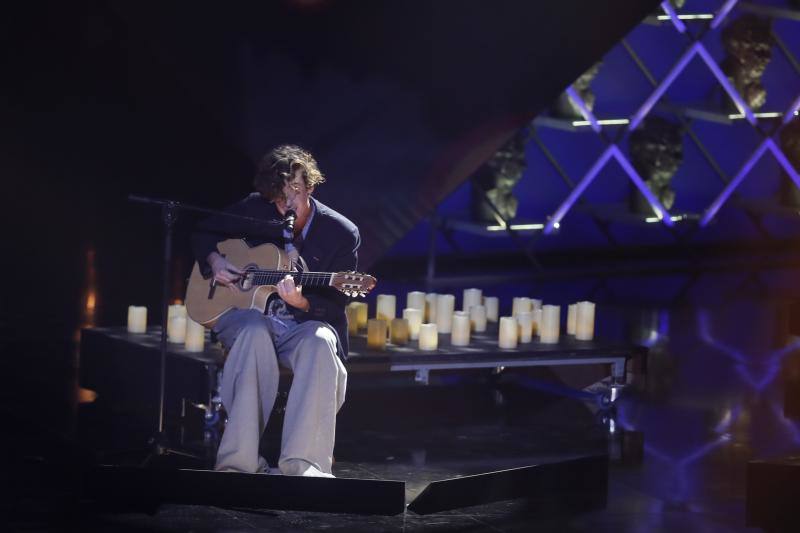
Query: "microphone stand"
127 194 285 466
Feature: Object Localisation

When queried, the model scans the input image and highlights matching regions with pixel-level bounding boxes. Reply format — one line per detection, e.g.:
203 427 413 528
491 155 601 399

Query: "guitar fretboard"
250 270 333 287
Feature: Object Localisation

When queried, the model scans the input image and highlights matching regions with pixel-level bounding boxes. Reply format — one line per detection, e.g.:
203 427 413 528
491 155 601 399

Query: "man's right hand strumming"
208 252 245 286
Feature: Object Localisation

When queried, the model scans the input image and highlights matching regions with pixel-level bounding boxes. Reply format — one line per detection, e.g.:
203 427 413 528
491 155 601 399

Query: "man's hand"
208 252 244 287
276 274 310 311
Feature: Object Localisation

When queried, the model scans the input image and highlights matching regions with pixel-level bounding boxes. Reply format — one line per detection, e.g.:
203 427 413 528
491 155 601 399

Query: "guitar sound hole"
239 272 254 291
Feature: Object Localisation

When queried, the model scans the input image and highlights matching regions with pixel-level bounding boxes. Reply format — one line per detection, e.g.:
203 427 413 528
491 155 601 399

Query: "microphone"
284 209 297 233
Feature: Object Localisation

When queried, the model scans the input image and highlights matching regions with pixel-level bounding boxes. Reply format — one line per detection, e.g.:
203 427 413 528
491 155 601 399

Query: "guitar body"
185 240 292 327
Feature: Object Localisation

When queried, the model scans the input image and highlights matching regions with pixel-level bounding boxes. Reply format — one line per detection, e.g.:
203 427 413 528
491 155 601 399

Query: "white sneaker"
279 459 335 478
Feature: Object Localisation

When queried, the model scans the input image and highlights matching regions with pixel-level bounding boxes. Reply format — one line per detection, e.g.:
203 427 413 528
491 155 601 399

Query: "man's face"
273 168 314 216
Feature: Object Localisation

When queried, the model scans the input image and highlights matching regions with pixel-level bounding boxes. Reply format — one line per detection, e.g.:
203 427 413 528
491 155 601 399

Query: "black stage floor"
7 299 800 531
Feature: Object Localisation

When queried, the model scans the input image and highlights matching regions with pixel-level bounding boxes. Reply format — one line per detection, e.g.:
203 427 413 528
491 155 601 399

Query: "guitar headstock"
331 271 377 298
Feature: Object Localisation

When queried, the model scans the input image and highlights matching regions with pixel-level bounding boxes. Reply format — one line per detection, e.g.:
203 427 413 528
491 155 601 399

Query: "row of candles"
127 304 207 352
348 290 596 351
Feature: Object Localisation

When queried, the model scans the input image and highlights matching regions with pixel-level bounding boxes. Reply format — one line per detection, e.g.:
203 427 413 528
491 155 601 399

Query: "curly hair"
253 144 326 201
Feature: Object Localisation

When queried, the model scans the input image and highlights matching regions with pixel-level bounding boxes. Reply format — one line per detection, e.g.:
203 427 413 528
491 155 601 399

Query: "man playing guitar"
191 144 360 477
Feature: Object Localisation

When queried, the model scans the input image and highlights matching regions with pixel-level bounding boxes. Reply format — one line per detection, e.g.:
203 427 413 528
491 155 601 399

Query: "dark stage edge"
407 454 608 515
86 455 607 517
87 466 407 516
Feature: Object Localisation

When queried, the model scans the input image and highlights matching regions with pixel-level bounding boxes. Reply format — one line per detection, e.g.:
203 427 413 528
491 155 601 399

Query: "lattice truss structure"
500 0 800 241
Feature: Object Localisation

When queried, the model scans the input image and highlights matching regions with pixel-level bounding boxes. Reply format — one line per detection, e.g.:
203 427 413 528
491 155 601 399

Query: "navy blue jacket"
191 193 360 359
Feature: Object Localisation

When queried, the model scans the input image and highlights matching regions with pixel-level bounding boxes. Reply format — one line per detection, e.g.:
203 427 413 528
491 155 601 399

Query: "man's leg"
213 309 280 473
273 321 347 476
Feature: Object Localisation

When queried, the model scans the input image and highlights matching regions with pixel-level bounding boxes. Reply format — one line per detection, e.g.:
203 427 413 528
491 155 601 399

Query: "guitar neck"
251 270 332 287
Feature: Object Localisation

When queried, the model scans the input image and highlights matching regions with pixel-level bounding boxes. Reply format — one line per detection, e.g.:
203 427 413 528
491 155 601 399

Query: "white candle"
127 305 147 333
419 323 438 351
435 294 456 334
167 316 187 343
516 311 533 343
168 304 186 322
539 305 561 344
348 301 368 330
532 307 543 337
512 297 532 317
376 294 397 322
575 301 596 341
403 308 423 340
184 317 206 352
484 297 499 322
498 316 518 349
451 312 471 346
425 293 438 323
367 319 387 350
470 304 487 333
530 299 542 311
462 288 483 313
407 291 426 313
567 303 578 335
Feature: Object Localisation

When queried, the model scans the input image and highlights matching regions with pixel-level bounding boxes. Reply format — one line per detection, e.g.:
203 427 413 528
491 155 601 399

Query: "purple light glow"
630 43 756 131
565 86 601 132
544 146 615 234
769 138 800 187
642 310 670 347
770 402 800 445
543 146 674 234
616 399 739 503
629 44 697 131
660 1 686 33
697 310 800 392
784 93 800 125
710 0 739 30
695 44 756 124
701 139 800 226
615 146 674 226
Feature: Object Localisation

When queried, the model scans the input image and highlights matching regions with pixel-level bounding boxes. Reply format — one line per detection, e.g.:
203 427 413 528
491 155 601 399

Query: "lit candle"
539 305 560 344
462 288 482 313
532 307 543 336
567 304 577 335
451 312 471 346
403 308 423 340
484 297 499 322
352 302 368 330
418 323 438 351
390 318 410 345
367 319 387 350
516 311 533 343
425 293 438 323
407 291 426 313
184 318 206 352
435 294 456 334
346 304 359 336
512 297 532 317
575 301 596 341
127 305 147 334
168 304 186 322
470 304 487 333
167 316 187 343
376 294 396 321
498 316 518 349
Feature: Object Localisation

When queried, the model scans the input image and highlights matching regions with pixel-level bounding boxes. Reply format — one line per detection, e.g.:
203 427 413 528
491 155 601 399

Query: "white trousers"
212 309 347 474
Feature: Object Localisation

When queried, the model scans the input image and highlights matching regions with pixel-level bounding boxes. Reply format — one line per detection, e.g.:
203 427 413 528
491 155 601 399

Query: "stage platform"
79 325 645 428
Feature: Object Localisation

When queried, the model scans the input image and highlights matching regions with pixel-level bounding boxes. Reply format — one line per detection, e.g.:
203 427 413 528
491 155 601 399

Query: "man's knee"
299 323 339 370
311 323 338 352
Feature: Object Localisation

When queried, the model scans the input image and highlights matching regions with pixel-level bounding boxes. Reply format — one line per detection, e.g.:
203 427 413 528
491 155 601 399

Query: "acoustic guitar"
185 239 377 326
